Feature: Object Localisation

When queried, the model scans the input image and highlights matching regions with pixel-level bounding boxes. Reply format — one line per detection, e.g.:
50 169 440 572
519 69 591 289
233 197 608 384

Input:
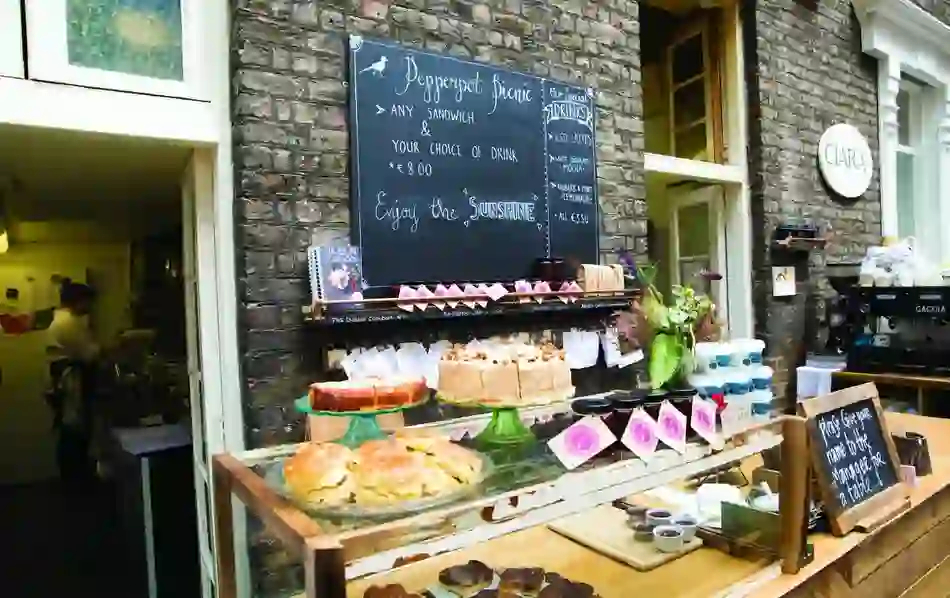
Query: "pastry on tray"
473 590 521 598
308 376 426 412
499 567 545 595
438 560 495 597
282 434 485 508
538 579 596 598
363 584 425 598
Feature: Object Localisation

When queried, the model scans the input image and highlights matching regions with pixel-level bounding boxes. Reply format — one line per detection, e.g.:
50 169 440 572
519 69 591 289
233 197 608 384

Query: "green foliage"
637 264 715 388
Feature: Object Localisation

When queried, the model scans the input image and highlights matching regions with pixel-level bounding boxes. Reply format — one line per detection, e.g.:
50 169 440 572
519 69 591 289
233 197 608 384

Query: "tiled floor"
0 480 140 598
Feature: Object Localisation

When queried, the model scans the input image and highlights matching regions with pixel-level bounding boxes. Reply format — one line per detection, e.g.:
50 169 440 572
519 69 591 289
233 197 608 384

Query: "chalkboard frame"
798 383 908 536
345 33 601 287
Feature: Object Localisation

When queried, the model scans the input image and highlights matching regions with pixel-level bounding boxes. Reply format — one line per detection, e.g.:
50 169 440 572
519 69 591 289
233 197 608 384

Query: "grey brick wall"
231 1 645 593
232 0 646 455
744 0 882 403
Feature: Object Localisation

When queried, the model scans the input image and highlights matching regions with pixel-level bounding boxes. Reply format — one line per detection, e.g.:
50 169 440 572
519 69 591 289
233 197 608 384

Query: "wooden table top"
833 371 950 390
345 413 950 598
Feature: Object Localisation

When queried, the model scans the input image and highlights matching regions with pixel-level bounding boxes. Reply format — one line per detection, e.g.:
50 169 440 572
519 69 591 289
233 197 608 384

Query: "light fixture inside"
0 230 8 254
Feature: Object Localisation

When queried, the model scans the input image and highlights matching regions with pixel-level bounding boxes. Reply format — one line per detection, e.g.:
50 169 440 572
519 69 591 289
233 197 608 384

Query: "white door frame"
186 147 249 598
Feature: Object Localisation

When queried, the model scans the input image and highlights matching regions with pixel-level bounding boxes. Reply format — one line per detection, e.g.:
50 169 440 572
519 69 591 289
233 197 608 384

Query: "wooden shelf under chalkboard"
304 289 639 328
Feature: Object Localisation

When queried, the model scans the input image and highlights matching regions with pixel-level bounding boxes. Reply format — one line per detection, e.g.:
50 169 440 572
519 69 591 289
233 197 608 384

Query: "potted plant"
615 260 721 389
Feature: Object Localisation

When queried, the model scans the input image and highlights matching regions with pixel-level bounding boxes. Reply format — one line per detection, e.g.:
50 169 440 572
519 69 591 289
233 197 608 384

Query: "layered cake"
438 342 573 404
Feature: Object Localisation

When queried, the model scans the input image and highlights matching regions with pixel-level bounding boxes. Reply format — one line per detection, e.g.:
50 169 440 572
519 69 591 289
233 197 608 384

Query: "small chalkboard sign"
798 383 909 535
347 35 599 286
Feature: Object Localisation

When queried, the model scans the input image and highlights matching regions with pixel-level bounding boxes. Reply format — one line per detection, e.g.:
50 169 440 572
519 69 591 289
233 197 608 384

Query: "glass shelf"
228 404 785 582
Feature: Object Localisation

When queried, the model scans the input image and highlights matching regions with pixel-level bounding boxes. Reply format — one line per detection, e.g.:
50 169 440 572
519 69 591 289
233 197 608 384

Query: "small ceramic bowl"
632 522 655 542
646 508 673 527
653 525 685 553
672 515 698 541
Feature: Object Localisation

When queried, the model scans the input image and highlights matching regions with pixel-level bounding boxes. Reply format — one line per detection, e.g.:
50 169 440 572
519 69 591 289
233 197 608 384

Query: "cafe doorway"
0 125 221 598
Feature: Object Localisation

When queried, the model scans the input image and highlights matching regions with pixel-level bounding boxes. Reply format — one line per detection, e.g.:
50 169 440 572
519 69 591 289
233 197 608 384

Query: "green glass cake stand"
294 396 426 448
436 394 542 452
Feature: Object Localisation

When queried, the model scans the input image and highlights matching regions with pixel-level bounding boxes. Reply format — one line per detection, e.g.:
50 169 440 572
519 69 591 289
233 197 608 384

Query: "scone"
438 560 494 598
397 432 485 485
354 440 434 505
283 443 356 506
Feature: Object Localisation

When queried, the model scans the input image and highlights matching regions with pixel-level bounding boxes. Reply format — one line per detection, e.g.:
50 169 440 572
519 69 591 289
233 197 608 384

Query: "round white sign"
818 123 873 198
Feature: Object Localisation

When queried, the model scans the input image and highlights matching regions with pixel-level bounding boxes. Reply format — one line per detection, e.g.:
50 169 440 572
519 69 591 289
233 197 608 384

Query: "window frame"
24 0 207 100
0 0 24 78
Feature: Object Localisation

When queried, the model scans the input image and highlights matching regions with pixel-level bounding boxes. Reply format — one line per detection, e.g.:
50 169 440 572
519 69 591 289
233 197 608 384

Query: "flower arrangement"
615 256 721 389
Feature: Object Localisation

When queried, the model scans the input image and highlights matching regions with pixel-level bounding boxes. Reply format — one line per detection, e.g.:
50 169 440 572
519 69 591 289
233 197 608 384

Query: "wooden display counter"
344 413 950 598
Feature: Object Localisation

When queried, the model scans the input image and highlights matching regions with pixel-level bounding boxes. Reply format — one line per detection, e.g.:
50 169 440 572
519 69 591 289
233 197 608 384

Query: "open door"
668 184 728 331
181 150 219 598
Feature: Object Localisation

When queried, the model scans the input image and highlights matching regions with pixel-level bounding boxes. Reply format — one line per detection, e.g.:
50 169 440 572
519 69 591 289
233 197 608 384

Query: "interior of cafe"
0 124 199 598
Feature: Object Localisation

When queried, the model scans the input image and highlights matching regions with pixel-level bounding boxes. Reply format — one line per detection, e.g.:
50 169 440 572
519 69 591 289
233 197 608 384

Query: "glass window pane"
897 88 911 146
678 202 711 257
675 123 708 161
896 152 915 239
67 0 184 81
679 258 711 295
672 34 704 83
673 79 707 128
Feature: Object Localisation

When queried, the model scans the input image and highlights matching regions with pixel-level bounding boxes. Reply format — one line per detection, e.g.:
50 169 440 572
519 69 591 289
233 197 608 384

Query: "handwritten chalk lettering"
421 121 432 137
390 104 414 118
468 197 536 224
429 142 462 157
559 191 593 205
826 443 847 464
430 197 459 221
396 55 483 104
555 211 589 225
490 146 519 162
544 100 593 130
489 74 533 115
392 139 420 154
552 131 593 146
562 156 591 174
407 161 433 177
374 191 420 233
427 107 476 125
471 145 481 159
818 414 842 444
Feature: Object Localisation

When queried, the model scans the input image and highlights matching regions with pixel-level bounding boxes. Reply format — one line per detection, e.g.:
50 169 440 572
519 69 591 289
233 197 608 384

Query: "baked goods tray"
263 452 496 520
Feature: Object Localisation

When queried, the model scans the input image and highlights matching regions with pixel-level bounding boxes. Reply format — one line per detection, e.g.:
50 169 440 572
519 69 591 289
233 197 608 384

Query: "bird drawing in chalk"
360 56 388 76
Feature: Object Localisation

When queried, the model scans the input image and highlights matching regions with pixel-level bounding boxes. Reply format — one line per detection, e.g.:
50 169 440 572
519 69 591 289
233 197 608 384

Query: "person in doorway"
47 281 100 486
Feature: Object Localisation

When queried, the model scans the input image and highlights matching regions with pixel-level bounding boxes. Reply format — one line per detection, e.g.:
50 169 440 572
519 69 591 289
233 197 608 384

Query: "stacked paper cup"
691 339 773 422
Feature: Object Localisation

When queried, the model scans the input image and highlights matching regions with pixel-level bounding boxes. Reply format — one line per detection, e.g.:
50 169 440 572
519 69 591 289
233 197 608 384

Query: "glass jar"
605 389 647 442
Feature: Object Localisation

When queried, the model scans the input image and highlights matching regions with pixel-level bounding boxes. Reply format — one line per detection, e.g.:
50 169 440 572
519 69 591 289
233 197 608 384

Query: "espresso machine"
824 263 861 355
847 286 950 375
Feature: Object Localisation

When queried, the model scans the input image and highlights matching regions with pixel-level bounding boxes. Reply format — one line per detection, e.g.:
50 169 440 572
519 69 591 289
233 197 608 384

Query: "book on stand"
307 244 367 304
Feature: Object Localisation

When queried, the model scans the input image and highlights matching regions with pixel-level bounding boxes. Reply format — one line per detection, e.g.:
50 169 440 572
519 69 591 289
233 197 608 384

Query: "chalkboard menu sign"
799 383 908 535
348 35 599 286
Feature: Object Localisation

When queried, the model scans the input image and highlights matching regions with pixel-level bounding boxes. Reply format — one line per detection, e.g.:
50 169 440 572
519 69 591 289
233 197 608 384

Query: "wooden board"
547 504 703 571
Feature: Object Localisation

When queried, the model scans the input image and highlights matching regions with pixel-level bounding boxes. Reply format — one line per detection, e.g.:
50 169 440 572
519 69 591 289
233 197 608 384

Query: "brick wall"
231 0 645 593
744 0 882 404
232 0 646 455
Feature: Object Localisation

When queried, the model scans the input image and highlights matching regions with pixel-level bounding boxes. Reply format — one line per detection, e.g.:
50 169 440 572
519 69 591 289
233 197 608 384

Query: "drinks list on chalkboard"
348 35 599 287
812 399 898 510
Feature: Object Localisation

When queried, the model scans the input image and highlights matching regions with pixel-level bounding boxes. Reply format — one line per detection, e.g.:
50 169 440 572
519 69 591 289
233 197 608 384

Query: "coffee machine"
824 263 861 355
847 286 950 375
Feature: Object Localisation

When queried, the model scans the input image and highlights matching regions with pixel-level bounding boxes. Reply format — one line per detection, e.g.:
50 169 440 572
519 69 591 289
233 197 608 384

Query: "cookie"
498 567 545 595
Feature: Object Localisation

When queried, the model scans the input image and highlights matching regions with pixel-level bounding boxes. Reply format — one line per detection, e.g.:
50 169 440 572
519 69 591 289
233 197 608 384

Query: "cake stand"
436 390 573 453
294 396 427 448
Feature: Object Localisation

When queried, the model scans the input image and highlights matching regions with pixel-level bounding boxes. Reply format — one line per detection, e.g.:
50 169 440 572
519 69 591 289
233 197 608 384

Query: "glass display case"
212 400 811 598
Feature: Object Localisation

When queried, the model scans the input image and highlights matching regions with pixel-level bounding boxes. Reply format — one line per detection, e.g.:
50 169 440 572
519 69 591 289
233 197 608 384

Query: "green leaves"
649 333 683 389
